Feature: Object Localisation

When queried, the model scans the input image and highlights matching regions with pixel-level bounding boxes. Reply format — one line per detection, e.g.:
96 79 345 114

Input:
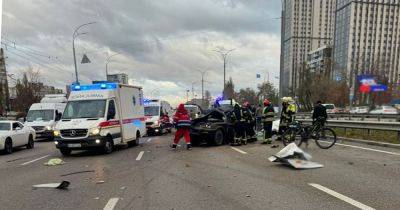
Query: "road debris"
185 163 191 167
44 158 65 166
61 170 95 177
93 197 99 200
32 181 70 190
348 161 354 165
97 180 105 184
207 185 212 188
245 195 251 197
120 186 127 190
271 145 279 148
268 143 323 169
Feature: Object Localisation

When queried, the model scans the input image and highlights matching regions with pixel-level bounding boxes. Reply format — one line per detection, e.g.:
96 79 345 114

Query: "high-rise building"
107 73 129 85
307 45 333 74
333 0 400 93
0 49 10 113
280 0 336 97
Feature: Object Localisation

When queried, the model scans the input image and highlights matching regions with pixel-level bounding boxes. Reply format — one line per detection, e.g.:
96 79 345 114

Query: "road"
0 134 399 210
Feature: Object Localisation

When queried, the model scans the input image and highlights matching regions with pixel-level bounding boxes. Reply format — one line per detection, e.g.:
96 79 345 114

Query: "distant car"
184 104 203 119
322 104 338 113
190 108 235 146
349 106 369 114
369 106 398 115
0 121 36 154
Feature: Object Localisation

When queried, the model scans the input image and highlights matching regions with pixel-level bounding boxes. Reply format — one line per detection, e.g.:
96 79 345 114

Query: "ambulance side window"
107 100 116 120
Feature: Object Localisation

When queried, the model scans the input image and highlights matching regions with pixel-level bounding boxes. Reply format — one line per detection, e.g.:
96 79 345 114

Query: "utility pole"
186 90 190 103
213 48 235 93
191 81 196 100
195 69 209 107
105 53 120 80
72 22 96 84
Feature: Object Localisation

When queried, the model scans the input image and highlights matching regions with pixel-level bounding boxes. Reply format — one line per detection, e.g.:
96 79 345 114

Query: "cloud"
2 0 281 105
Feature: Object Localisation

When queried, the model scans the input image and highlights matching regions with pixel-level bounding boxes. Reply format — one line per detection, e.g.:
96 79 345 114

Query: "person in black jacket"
312 101 328 126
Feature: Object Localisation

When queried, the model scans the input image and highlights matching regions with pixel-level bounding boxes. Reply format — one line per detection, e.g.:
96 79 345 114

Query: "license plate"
67 143 81 148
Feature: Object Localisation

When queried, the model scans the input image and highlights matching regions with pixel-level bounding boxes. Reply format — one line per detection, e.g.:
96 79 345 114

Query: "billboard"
357 75 387 93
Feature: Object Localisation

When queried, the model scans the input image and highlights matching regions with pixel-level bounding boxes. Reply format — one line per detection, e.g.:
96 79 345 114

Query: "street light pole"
214 48 235 92
195 69 209 107
72 22 96 84
105 53 120 80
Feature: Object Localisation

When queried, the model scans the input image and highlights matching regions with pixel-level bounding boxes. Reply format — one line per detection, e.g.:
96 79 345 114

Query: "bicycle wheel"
282 128 303 147
315 128 337 149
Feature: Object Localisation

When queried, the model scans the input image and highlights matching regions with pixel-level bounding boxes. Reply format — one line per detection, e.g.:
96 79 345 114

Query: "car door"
12 122 25 146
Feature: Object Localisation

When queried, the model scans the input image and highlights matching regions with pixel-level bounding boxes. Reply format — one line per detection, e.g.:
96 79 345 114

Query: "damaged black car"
190 108 236 146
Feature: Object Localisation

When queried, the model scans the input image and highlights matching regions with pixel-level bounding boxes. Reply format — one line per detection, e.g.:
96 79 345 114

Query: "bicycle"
282 118 337 149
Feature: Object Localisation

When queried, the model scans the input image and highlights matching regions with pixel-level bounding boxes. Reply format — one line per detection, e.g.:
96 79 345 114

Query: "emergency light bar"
71 83 117 91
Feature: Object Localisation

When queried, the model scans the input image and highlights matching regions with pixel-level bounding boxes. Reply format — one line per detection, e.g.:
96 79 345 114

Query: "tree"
257 82 279 106
223 77 235 99
236 87 257 105
13 68 43 113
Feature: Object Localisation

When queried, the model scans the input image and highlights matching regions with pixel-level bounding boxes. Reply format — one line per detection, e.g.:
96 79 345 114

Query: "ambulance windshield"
144 106 160 116
62 100 107 119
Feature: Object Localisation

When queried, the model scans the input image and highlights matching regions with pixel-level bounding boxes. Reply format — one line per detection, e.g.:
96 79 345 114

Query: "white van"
54 83 146 156
25 94 67 140
144 99 173 135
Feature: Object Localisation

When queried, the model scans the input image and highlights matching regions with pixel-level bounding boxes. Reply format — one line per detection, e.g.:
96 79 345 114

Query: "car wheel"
26 135 34 149
60 148 71 156
4 138 12 154
103 137 114 154
213 129 224 146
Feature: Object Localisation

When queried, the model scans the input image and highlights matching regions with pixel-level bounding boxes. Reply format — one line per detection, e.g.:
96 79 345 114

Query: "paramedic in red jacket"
172 104 192 150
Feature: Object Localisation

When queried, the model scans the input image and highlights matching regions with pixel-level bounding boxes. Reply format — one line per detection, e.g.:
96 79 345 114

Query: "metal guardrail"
296 113 400 122
297 119 400 141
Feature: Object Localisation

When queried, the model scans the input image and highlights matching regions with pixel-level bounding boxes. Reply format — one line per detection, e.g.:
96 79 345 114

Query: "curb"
339 137 400 149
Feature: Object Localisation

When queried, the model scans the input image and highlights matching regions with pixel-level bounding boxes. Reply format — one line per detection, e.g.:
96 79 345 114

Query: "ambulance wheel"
103 137 114 154
60 148 71 156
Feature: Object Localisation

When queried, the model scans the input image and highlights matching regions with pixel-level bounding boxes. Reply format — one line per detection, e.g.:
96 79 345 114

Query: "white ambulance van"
54 83 146 156
144 99 173 135
25 94 67 140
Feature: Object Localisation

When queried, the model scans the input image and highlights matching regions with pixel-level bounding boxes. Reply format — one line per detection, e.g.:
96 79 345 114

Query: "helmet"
243 101 250 108
282 97 293 103
263 99 270 106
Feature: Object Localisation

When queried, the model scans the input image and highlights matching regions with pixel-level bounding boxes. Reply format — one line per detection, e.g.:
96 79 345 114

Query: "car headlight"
53 130 60 137
89 127 101 136
45 125 53 130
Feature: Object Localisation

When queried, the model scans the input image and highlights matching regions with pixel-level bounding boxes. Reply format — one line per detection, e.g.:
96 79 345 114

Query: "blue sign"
370 84 388 92
256 74 261 79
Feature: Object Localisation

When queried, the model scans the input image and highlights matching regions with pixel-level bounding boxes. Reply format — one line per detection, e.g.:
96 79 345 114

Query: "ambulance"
25 94 67 140
54 83 146 156
144 99 173 135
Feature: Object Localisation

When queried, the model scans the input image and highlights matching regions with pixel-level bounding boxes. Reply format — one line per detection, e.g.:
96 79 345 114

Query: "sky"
2 0 281 107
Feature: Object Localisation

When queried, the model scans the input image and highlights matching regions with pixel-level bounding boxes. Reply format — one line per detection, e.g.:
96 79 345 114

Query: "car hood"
192 108 228 124
25 121 55 127
145 116 160 123
55 118 104 130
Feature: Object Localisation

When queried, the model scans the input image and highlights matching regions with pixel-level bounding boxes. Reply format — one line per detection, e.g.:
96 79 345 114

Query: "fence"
296 119 400 141
296 113 400 122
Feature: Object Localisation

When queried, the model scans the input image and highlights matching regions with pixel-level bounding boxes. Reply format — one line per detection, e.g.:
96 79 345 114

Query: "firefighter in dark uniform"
242 102 256 141
232 103 247 145
261 99 275 144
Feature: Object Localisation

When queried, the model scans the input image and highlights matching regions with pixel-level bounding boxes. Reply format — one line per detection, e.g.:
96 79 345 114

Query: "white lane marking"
147 138 152 142
136 151 145 161
230 147 248 154
20 155 50 166
336 143 400 156
103 198 119 210
309 183 375 210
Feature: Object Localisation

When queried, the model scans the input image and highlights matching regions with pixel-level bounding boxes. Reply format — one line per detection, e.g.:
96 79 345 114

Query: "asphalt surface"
0 134 399 210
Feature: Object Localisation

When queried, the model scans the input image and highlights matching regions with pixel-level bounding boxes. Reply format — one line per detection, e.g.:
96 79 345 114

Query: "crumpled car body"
190 108 235 146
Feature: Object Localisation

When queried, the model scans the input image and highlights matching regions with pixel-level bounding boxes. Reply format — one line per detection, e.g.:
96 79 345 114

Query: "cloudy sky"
2 0 281 106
